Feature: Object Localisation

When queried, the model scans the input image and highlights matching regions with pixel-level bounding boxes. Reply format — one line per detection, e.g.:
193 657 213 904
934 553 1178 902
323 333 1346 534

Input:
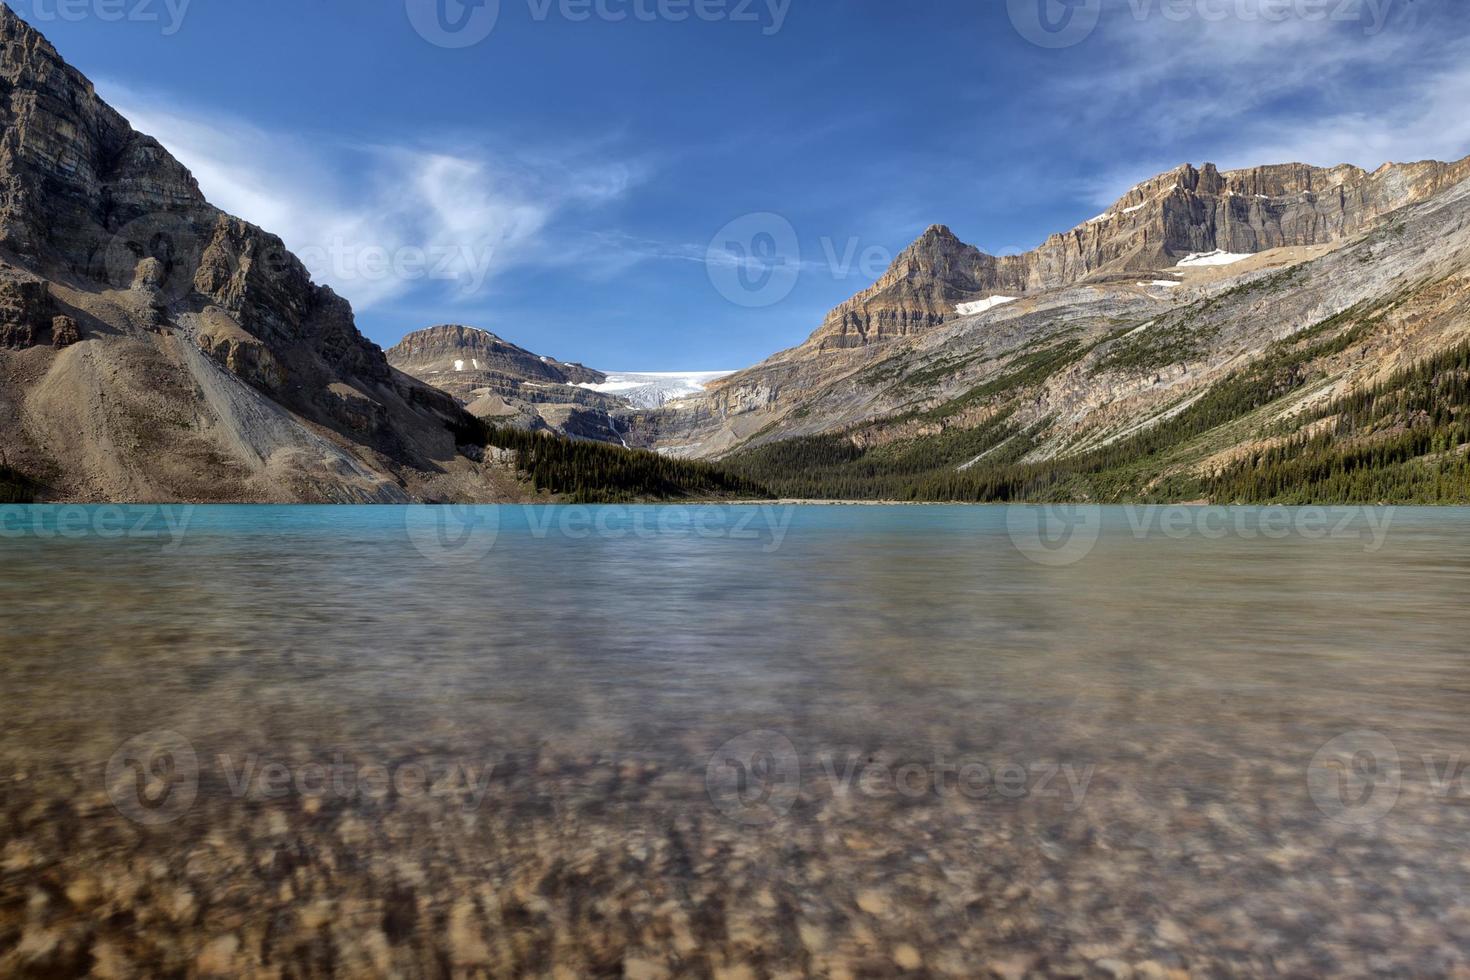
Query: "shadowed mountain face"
0 8 486 502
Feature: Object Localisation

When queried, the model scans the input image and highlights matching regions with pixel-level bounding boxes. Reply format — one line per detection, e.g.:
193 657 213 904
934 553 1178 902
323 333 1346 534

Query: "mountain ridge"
615 150 1470 502
795 157 1470 353
0 6 497 502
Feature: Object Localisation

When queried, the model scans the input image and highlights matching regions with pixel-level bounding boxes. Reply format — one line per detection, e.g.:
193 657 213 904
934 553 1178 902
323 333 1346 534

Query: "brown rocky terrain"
0 8 494 502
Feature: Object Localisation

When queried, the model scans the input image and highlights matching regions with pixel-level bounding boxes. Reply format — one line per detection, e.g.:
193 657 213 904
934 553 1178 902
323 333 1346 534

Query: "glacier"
579 371 735 409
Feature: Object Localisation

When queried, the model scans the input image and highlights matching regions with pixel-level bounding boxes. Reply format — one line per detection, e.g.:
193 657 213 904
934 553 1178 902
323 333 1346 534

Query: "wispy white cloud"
99 81 641 311
1031 0 1470 205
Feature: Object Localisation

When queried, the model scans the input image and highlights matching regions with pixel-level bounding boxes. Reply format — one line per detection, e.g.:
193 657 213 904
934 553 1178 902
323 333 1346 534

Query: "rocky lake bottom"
2 504 1469 978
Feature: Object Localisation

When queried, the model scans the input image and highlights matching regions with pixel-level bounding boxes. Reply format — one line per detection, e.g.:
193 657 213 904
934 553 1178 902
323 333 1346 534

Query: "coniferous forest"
481 423 771 503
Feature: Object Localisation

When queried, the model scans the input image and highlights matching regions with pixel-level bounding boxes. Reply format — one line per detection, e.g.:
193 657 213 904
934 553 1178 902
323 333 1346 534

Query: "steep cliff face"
0 7 487 502
802 159 1470 353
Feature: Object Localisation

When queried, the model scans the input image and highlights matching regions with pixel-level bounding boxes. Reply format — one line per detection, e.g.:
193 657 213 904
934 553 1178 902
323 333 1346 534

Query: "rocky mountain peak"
918 223 961 242
0 7 481 501
795 154 1470 354
387 324 605 387
391 324 508 358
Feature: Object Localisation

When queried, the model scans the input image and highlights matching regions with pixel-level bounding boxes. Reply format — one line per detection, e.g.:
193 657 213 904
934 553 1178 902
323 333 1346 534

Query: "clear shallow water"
3 504 1470 976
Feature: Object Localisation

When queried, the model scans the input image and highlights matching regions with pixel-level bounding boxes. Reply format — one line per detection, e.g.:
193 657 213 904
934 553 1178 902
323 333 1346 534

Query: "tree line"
481 423 772 503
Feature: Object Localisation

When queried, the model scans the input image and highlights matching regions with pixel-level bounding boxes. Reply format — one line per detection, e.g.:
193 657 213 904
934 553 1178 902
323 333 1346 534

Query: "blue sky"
14 0 1469 369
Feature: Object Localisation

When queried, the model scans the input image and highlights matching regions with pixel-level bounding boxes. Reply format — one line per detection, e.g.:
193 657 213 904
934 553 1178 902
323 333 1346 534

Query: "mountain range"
3 6 1469 504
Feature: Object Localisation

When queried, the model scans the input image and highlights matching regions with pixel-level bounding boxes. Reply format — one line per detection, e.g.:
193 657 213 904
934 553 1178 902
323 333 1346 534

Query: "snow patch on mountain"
579 371 735 408
1175 249 1252 268
955 295 1018 316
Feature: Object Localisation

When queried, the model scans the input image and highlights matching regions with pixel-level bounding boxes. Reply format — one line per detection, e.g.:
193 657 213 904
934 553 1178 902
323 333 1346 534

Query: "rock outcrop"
49 313 76 347
0 272 50 347
0 7 488 502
